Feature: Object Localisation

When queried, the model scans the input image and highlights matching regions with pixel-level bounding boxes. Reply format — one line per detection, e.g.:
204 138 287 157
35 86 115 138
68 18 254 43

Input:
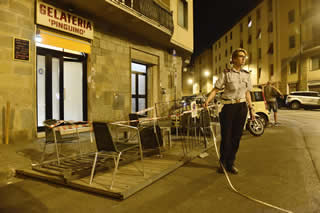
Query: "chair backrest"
129 113 140 127
93 122 118 152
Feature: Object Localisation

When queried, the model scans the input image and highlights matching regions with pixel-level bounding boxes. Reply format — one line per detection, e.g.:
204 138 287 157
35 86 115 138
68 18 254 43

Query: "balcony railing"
113 0 174 33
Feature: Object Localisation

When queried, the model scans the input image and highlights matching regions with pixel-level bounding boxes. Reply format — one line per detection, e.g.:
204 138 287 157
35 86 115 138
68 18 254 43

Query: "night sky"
194 0 262 55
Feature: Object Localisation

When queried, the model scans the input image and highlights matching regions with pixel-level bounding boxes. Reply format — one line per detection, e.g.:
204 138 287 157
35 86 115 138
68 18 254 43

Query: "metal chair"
90 122 144 189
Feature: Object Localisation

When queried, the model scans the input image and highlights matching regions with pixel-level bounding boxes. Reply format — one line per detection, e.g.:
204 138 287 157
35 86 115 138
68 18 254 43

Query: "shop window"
288 10 295 23
290 60 297 74
289 35 295 48
178 0 188 29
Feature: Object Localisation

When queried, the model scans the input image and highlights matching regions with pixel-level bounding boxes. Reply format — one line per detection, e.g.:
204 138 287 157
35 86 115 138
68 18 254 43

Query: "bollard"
5 102 10 144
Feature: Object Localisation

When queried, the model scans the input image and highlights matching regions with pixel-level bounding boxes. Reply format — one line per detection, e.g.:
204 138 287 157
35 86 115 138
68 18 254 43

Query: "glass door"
131 62 147 113
36 47 87 131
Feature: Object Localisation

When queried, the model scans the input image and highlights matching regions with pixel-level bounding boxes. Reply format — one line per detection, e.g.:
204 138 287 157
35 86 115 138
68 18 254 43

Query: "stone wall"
87 25 182 122
0 0 35 144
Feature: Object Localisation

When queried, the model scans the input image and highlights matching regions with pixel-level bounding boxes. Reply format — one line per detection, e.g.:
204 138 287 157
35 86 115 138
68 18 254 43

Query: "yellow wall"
170 0 194 53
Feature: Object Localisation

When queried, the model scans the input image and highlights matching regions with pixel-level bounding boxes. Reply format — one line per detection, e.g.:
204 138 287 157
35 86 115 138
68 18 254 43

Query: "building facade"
0 0 193 144
192 0 320 95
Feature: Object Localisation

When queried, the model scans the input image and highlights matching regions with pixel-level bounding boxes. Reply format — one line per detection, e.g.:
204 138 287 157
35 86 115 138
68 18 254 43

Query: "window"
248 34 252 44
131 62 147 113
219 54 221 61
258 67 262 80
225 63 228 68
215 56 217 62
225 35 228 43
257 8 261 20
270 64 274 76
312 55 320 70
240 39 243 48
258 48 262 59
215 44 217 50
230 31 233 40
230 46 233 54
178 0 188 29
289 35 295 48
215 68 217 74
268 0 272 12
268 42 274 54
290 60 297 74
248 16 252 28
251 91 264 101
240 23 243 32
225 49 227 57
288 10 295 23
268 22 273 32
248 52 252 64
219 66 221 73
219 41 221 48
256 29 262 39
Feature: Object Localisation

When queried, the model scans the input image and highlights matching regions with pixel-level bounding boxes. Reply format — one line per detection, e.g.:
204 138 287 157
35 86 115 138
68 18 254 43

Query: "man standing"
263 81 283 126
204 48 254 174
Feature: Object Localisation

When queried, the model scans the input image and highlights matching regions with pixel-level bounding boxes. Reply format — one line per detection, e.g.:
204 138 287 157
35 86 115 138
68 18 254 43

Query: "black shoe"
227 166 239 174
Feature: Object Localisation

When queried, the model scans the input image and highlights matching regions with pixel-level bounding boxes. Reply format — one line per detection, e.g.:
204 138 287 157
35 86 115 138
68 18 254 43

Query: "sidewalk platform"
16 139 213 200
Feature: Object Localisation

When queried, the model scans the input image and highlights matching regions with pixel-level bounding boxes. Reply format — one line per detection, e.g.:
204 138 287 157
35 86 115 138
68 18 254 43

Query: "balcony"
45 0 174 47
302 39 320 55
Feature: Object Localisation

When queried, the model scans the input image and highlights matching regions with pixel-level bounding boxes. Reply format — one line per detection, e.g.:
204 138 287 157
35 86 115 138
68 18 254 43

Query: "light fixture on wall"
204 71 210 77
187 78 193 85
35 29 42 43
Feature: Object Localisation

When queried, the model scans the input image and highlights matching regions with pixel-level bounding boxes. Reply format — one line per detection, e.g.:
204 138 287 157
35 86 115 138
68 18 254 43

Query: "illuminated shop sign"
36 1 94 39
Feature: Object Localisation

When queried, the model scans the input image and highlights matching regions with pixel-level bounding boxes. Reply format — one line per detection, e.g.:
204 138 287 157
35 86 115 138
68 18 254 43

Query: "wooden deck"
16 138 213 200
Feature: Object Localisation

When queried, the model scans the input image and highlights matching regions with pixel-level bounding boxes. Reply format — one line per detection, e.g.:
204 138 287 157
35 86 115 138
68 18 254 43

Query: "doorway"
36 47 87 131
131 62 147 113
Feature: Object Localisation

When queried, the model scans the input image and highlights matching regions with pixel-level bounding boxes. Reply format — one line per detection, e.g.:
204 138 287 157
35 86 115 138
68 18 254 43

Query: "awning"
38 29 91 54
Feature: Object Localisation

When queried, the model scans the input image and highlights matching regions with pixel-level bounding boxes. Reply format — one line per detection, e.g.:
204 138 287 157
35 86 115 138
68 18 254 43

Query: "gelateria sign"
36 1 94 39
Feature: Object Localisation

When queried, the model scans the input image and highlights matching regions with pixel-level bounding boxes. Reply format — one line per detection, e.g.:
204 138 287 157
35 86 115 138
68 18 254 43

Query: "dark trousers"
219 102 248 168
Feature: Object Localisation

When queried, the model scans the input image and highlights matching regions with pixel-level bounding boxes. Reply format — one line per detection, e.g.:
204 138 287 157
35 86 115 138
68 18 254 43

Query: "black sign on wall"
13 37 30 61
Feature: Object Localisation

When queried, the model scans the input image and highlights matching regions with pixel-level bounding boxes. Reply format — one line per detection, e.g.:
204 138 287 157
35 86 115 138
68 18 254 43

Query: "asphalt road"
0 109 319 213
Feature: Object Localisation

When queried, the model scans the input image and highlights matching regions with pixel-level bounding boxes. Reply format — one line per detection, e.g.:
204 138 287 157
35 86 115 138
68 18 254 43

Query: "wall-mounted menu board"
13 37 30 61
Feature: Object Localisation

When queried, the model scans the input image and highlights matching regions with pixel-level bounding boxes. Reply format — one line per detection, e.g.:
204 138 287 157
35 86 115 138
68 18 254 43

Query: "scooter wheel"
246 118 264 136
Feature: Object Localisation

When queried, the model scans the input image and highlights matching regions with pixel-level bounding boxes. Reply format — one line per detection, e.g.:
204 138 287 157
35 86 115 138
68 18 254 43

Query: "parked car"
286 91 320 110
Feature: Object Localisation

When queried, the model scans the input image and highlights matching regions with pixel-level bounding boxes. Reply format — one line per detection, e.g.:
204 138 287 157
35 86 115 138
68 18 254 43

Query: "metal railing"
113 0 173 33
